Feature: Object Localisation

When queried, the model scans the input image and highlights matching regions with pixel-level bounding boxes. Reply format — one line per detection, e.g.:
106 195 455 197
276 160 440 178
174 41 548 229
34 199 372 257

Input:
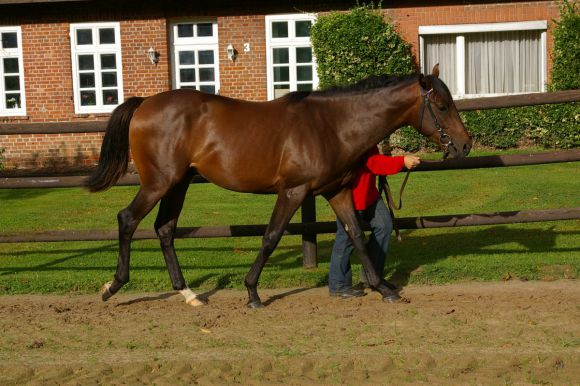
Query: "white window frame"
419 21 547 99
266 14 318 100
170 20 220 94
70 22 124 114
0 26 26 117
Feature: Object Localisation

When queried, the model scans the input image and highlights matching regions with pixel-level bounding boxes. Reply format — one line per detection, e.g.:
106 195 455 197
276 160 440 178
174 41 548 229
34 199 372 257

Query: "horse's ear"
432 63 440 78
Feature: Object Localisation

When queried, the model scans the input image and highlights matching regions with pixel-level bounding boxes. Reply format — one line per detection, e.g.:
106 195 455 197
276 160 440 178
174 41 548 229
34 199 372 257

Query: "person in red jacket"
328 147 420 298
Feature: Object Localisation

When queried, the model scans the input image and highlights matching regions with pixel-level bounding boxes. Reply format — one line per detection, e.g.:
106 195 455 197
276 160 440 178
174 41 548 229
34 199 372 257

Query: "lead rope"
378 170 411 242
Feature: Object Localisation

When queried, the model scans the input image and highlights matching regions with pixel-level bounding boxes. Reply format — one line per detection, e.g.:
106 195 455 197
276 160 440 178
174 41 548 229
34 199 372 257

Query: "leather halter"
419 87 454 155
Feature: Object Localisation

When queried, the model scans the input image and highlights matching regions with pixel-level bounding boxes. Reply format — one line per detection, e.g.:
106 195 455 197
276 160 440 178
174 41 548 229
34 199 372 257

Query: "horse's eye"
438 105 448 113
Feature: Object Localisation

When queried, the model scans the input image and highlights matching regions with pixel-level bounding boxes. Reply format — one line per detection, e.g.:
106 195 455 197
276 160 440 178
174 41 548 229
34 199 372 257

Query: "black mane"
282 73 420 103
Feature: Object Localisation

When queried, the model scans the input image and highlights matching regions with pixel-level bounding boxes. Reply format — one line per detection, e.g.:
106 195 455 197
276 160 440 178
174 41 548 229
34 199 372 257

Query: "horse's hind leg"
154 171 204 307
326 188 401 303
101 187 165 301
245 186 309 308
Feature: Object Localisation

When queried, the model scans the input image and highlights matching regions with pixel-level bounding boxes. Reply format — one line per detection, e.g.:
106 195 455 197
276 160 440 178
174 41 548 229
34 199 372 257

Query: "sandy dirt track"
0 280 579 385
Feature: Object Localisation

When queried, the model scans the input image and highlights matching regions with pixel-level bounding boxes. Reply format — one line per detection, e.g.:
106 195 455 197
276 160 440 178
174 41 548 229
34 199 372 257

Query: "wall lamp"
226 44 237 62
147 47 159 65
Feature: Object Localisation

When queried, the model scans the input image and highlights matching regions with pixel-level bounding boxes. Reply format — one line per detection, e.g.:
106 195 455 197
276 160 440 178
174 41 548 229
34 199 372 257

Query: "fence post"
301 195 318 268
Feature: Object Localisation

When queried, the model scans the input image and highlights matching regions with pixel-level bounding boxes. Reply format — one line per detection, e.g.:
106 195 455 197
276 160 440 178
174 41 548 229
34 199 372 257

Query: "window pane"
272 22 288 38
78 55 94 70
80 90 96 106
177 24 194 38
79 73 95 88
199 85 216 94
197 23 213 37
198 50 214 65
102 72 117 87
297 83 313 91
103 90 118 105
180 69 196 83
273 48 289 64
5 93 21 109
3 58 19 73
274 67 289 82
76 29 93 45
295 21 312 37
423 34 457 95
1 32 18 49
101 54 117 69
179 51 195 65
297 66 313 81
180 86 196 90
99 28 115 44
296 47 312 63
466 30 542 94
199 68 215 82
274 84 290 98
4 75 19 91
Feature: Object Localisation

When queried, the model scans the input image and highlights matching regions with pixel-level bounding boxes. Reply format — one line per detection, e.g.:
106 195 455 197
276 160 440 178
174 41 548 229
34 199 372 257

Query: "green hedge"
550 0 580 91
390 103 580 152
310 4 414 89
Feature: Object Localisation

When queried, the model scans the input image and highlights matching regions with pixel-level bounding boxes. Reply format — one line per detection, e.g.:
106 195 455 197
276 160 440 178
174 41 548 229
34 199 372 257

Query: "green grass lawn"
0 150 578 295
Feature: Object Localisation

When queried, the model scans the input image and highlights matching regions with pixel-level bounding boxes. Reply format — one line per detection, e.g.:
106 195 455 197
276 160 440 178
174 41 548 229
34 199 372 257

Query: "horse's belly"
194 164 278 194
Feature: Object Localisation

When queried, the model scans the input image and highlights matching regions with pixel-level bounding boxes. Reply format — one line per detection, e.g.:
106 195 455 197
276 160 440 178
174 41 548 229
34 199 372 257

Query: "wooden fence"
1 90 579 268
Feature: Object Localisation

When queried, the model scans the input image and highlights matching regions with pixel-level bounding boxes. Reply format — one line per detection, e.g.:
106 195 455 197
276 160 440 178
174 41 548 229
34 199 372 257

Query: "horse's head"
412 64 472 159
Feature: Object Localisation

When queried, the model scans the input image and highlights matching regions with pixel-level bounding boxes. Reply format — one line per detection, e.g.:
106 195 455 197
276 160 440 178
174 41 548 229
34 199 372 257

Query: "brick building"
0 0 562 173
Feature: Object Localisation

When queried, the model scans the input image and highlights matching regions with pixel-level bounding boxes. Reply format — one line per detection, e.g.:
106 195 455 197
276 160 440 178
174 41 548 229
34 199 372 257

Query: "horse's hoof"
180 288 205 307
186 298 206 307
100 281 113 302
247 300 264 309
382 293 405 303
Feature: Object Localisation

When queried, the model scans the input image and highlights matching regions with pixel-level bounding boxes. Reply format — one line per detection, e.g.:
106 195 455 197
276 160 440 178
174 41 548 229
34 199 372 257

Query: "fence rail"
0 90 578 135
2 150 579 189
1 208 578 244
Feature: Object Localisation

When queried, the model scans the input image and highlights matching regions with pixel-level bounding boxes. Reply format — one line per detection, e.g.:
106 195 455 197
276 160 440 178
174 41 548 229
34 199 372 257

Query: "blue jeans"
328 198 393 293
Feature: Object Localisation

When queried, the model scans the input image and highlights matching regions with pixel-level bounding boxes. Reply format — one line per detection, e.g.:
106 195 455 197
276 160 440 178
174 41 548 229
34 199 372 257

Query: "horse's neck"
331 82 417 157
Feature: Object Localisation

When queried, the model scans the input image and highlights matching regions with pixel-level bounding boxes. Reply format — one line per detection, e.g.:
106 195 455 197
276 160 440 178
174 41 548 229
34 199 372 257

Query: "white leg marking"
180 288 205 307
100 281 113 301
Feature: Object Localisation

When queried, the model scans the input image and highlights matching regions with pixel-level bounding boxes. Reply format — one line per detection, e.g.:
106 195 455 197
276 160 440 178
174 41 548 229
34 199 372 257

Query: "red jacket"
352 147 405 210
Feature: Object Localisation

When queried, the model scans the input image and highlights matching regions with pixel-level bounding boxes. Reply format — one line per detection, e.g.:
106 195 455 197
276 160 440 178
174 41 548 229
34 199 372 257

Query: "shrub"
550 0 580 91
310 3 415 89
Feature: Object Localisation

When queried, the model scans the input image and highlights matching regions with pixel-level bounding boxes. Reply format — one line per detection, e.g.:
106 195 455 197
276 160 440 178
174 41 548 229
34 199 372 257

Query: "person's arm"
365 154 421 175
365 154 405 176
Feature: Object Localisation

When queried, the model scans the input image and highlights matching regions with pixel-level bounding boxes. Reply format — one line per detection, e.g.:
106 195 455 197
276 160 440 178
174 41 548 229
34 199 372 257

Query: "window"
266 14 318 100
70 22 123 113
0 27 26 116
419 21 547 98
170 21 220 94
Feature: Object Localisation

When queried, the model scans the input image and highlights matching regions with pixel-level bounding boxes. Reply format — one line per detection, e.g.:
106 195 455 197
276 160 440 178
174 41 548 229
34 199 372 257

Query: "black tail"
85 97 145 192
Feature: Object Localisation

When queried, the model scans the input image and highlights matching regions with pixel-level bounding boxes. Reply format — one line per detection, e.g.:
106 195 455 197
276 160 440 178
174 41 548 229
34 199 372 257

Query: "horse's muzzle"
445 142 471 159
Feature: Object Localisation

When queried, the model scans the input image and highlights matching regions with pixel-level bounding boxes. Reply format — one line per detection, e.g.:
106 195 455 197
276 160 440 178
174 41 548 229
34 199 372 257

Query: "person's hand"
404 155 421 169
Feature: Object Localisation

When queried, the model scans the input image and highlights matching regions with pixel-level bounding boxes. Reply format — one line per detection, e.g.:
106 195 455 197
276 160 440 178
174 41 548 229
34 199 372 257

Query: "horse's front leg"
326 188 401 303
245 186 309 308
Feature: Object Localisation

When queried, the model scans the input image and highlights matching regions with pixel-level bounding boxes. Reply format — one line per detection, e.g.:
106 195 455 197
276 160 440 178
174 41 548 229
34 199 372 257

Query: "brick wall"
0 1 562 173
0 132 103 171
218 15 268 101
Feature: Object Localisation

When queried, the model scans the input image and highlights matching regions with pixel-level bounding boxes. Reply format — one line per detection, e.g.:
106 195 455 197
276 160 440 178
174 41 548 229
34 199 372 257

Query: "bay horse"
86 64 471 308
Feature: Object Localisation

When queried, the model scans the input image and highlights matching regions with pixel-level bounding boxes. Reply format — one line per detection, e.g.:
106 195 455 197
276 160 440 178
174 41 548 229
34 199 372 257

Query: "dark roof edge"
0 0 92 4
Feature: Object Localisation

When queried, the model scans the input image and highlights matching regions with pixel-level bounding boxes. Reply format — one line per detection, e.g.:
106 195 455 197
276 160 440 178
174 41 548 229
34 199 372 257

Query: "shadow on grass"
1 226 578 290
